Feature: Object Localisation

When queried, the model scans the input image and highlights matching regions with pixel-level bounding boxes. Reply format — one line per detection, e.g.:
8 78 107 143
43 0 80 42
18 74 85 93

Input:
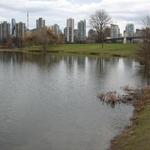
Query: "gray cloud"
0 0 149 32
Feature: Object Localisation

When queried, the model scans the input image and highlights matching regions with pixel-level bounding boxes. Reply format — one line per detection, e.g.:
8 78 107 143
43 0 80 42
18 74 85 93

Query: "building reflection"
0 53 149 85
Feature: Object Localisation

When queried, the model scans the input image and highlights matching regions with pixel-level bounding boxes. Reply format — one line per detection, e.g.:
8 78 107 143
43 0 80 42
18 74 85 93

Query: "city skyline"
0 0 149 32
0 17 144 44
0 17 145 36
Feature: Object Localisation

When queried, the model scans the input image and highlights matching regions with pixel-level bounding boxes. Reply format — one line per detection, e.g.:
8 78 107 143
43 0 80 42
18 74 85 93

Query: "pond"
0 53 148 150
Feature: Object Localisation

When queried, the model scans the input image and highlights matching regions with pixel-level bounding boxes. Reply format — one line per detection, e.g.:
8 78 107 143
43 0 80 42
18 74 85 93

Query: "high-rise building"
111 24 120 39
0 24 2 42
36 18 45 30
0 21 10 43
64 27 67 42
67 18 74 43
16 22 26 39
74 29 78 42
11 18 16 37
125 24 134 37
52 24 60 35
88 29 97 43
78 20 86 42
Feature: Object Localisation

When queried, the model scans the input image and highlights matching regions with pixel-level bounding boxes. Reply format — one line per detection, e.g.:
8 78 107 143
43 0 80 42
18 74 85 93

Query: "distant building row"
35 18 86 43
35 18 142 41
88 23 143 42
36 18 62 35
0 17 144 44
0 18 62 43
35 18 87 44
0 20 25 43
63 18 86 43
110 23 140 39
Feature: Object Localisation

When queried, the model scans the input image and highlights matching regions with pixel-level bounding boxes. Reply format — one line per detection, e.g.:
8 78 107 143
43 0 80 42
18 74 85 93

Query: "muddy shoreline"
97 86 150 150
109 87 150 150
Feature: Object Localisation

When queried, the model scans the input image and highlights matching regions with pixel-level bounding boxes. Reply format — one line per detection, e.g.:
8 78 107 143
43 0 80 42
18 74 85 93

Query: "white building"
67 18 74 43
111 24 120 39
125 24 134 37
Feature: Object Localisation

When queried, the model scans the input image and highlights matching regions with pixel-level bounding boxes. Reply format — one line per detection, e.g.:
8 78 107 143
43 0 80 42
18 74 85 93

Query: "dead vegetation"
97 86 150 110
110 86 150 150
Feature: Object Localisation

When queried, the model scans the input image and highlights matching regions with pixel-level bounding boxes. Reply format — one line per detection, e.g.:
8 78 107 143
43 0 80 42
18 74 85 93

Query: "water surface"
0 53 147 150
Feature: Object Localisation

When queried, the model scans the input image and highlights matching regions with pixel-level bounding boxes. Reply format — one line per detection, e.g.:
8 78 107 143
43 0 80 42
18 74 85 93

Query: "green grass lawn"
112 104 150 150
24 43 138 57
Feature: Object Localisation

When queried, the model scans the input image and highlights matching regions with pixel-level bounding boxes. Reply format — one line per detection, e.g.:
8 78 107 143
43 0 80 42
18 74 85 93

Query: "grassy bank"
111 88 150 150
21 43 138 57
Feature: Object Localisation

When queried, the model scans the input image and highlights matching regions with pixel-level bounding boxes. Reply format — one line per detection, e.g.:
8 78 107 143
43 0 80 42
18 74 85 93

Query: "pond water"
0 53 148 150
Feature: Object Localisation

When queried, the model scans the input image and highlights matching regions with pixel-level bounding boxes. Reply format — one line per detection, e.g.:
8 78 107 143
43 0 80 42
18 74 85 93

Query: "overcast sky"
0 0 150 33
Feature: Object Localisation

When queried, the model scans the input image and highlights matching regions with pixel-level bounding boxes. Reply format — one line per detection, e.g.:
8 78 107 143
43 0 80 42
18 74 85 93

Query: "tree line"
5 27 64 52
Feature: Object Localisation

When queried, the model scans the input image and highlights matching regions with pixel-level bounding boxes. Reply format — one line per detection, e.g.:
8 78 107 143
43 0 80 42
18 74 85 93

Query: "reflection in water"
0 53 149 150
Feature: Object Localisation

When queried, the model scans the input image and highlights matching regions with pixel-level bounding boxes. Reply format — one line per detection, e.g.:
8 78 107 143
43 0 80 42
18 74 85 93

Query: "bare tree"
142 15 150 28
90 9 111 48
140 15 150 70
31 27 58 52
36 27 50 52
